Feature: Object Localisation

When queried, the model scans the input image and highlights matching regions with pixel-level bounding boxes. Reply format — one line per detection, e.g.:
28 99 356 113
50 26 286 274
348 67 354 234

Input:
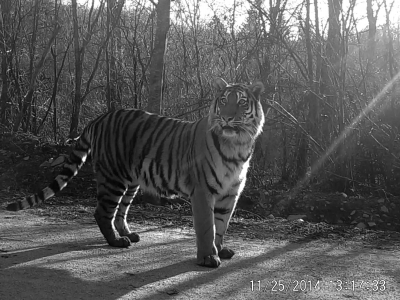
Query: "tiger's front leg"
214 182 243 260
191 188 220 268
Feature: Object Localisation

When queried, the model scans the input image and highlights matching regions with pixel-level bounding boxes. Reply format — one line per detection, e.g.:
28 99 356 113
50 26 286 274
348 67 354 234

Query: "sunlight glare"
290 70 400 198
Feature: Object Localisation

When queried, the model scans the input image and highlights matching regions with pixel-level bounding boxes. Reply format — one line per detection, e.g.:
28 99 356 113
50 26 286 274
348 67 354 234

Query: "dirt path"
0 209 399 300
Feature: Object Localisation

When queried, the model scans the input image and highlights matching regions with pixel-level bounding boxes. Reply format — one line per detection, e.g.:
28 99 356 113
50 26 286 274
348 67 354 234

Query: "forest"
1 0 400 199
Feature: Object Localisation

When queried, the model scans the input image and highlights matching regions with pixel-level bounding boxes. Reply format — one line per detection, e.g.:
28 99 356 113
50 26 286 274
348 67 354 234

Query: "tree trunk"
296 0 316 180
307 0 321 178
326 0 342 76
326 0 345 189
366 0 377 63
31 95 37 134
0 0 11 125
106 0 124 112
320 0 342 145
314 0 322 95
69 0 84 137
0 50 9 126
144 0 170 205
281 124 289 181
147 0 170 114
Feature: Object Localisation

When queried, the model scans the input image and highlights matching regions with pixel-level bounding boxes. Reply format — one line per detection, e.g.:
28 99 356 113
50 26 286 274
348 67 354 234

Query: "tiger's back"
7 78 265 268
87 109 198 199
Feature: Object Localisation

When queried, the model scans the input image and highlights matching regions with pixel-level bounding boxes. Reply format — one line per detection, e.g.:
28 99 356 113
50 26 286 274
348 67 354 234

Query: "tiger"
6 78 265 268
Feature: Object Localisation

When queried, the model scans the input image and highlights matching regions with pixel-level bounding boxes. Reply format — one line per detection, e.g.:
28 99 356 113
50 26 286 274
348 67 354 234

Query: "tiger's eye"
238 99 247 106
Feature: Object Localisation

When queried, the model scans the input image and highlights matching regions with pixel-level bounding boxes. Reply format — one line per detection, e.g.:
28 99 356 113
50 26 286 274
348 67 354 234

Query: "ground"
1 136 400 299
1 207 400 299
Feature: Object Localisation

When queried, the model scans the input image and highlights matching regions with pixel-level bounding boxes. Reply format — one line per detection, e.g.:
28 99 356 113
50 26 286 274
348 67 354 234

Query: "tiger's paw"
107 236 132 248
122 232 140 243
197 255 221 268
218 247 235 259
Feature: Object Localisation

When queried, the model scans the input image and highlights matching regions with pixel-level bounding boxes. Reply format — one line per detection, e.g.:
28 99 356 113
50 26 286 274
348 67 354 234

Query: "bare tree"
120 2 153 109
69 0 105 136
320 0 342 146
12 0 61 133
147 0 171 114
37 0 71 141
366 0 378 63
296 0 316 179
105 0 125 111
0 0 12 125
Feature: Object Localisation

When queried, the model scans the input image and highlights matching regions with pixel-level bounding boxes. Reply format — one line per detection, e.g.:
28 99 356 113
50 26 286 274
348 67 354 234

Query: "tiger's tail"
6 132 91 211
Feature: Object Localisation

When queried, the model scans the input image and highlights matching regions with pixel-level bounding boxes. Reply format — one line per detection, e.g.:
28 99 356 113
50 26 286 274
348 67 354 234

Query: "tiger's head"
209 78 265 142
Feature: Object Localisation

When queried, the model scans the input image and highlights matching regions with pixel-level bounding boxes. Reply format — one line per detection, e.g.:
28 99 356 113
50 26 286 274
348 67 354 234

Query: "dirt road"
1 210 399 300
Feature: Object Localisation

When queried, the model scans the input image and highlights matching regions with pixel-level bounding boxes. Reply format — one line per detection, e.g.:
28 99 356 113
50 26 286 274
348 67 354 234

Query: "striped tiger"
6 78 265 268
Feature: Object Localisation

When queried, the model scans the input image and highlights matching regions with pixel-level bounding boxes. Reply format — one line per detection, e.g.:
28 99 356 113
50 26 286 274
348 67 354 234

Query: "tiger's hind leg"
93 171 131 248
114 184 140 243
214 183 243 260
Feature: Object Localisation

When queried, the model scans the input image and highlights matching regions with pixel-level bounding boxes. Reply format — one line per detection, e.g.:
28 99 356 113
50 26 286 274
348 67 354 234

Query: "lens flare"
288 71 400 197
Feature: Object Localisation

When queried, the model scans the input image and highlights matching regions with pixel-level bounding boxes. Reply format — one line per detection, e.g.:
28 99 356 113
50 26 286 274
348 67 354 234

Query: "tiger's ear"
249 81 264 98
213 78 228 91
